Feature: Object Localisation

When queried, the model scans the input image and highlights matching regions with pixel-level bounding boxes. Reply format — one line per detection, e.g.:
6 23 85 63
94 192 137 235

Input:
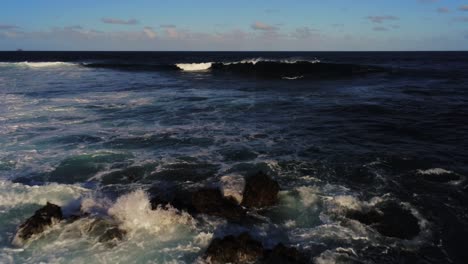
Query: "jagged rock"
13 202 63 245
149 188 194 212
242 172 279 208
263 243 308 264
150 187 246 222
204 232 264 264
191 188 246 222
346 201 420 239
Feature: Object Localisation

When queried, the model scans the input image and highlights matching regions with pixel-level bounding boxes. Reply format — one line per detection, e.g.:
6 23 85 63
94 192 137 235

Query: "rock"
346 201 420 239
191 188 246 222
149 188 194 212
149 186 246 222
204 232 264 264
13 202 63 246
242 172 279 208
263 243 308 264
220 174 245 204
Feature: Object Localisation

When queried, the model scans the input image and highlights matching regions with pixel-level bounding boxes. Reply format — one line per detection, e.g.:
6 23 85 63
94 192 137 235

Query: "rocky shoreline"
12 171 423 263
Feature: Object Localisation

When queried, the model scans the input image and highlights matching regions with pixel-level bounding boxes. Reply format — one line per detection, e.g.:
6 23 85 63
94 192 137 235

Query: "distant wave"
0 61 76 68
79 59 387 79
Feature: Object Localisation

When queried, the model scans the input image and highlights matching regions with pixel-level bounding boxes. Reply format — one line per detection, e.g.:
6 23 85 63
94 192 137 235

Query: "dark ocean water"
0 52 467 263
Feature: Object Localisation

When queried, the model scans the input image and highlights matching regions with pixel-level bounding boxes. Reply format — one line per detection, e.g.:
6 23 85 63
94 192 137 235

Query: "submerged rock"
204 232 264 264
13 202 63 246
242 172 280 208
346 201 420 239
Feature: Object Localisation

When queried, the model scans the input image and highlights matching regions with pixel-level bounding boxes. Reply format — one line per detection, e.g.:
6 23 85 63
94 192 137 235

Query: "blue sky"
1 0 467 50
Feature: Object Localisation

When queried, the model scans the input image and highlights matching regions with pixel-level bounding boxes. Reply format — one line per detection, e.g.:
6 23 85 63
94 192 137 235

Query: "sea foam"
108 190 196 238
0 62 76 68
175 63 212 71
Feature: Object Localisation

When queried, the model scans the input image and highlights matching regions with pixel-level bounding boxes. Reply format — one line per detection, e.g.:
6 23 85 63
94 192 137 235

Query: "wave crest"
0 61 76 68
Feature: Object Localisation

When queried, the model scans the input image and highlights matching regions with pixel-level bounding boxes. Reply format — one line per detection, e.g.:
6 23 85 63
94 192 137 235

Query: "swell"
81 60 387 79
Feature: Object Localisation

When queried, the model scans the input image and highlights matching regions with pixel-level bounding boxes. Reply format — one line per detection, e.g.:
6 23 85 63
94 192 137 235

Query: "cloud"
437 7 450 13
366 16 398 23
454 17 468 22
0 24 19 30
101 18 139 25
373 26 388 31
251 21 278 31
143 27 157 39
160 24 176 28
460 5 468 11
291 27 318 39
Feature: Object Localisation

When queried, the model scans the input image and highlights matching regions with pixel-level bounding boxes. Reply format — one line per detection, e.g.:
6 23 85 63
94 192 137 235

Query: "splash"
108 190 196 238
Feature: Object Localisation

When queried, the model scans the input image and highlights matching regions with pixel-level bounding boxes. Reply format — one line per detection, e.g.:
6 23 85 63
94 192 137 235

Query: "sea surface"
0 51 467 263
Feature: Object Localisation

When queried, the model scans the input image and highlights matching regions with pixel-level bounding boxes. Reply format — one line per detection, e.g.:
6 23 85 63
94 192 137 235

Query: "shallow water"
0 52 467 263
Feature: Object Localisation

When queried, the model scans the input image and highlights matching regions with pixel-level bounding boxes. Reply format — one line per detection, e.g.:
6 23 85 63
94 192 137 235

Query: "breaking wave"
0 62 76 68
79 58 385 79
175 62 213 71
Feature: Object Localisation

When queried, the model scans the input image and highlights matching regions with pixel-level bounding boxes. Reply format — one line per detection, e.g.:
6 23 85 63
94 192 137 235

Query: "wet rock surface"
204 233 308 264
346 201 420 239
204 233 264 264
241 172 280 208
263 243 308 264
13 202 63 245
191 188 246 222
150 187 246 222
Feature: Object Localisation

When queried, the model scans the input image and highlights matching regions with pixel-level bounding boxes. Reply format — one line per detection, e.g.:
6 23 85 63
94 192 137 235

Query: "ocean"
0 51 467 263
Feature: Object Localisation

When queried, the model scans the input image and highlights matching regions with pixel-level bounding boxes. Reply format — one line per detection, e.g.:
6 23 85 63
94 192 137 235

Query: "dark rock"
347 201 420 239
242 172 279 208
191 188 246 222
149 187 194 212
205 232 264 264
263 243 308 264
13 202 63 245
150 186 246 222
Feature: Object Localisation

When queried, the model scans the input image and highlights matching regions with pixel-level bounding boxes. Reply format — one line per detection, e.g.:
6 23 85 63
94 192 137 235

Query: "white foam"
222 58 321 65
108 190 196 238
417 168 453 175
282 76 304 80
296 186 320 207
314 248 357 264
219 174 245 204
0 62 76 68
175 63 212 71
0 180 89 209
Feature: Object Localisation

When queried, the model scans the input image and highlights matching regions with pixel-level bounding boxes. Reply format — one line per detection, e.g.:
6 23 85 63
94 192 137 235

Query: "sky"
0 0 468 51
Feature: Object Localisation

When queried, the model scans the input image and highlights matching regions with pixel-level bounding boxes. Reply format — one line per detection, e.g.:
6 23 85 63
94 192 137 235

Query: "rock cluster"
13 202 63 246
